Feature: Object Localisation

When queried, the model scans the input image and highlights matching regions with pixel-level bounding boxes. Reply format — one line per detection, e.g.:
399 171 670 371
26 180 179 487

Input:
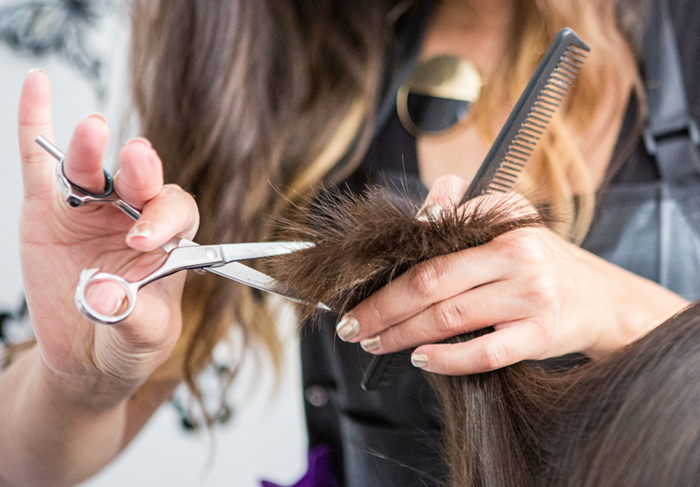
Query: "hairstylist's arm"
338 175 689 376
0 71 198 487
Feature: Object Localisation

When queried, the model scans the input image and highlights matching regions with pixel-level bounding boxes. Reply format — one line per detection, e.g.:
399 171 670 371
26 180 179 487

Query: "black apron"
582 0 700 300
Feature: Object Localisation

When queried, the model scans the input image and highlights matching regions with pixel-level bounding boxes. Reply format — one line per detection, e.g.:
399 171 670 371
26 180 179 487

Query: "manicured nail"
360 336 381 352
126 137 152 149
416 203 443 222
108 294 127 316
127 221 154 240
411 352 429 368
336 315 360 341
28 68 45 74
87 113 108 124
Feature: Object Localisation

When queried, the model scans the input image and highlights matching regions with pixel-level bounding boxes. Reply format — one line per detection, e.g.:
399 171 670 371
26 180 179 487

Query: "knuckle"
526 274 559 304
431 174 466 192
480 341 510 371
367 297 385 327
433 300 462 334
409 261 440 299
536 321 557 348
160 185 197 211
21 151 49 165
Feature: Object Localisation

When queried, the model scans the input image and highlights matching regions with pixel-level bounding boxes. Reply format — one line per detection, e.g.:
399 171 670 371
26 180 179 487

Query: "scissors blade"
218 241 314 262
205 261 331 311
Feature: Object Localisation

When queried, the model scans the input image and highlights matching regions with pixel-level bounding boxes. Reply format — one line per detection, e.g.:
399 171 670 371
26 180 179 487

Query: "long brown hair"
129 0 392 416
128 0 644 422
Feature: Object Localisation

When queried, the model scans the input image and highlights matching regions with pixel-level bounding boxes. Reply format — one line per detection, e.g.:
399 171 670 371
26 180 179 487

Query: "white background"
0 2 307 486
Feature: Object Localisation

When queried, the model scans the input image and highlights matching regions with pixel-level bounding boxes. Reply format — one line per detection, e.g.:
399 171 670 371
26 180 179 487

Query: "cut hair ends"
268 187 546 322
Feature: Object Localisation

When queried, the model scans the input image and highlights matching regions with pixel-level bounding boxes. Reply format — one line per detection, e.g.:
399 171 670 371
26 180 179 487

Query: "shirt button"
304 385 329 407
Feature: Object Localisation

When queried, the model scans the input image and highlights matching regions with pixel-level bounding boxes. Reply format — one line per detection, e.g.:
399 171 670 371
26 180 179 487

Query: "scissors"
35 135 329 325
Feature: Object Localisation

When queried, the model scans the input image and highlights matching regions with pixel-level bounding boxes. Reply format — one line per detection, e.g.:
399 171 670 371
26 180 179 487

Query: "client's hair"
268 187 699 487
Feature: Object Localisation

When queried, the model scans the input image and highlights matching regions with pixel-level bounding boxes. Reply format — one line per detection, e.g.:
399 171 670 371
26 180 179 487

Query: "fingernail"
87 113 108 124
416 203 443 222
127 221 154 240
108 294 127 316
126 137 152 149
336 315 360 341
28 68 45 74
411 352 429 368
360 336 381 352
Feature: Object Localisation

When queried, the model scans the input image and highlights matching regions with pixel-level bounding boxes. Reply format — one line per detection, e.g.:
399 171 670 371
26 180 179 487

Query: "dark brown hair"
267 187 699 486
268 187 547 321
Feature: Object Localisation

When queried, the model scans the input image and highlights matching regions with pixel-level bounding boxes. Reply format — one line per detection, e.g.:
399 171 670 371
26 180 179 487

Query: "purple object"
261 445 338 487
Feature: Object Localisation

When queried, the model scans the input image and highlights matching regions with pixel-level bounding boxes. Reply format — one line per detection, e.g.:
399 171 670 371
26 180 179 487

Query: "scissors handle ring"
54 159 141 220
75 269 139 325
59 159 115 208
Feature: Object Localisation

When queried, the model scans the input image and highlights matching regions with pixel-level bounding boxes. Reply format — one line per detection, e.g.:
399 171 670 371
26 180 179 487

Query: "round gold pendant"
397 54 482 138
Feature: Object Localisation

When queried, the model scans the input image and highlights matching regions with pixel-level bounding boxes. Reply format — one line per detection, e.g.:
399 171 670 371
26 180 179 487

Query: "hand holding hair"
269 174 688 376
344 175 687 375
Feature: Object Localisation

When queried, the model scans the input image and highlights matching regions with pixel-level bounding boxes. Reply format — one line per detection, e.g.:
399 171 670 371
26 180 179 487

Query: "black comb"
362 28 589 392
459 27 589 203
362 349 413 391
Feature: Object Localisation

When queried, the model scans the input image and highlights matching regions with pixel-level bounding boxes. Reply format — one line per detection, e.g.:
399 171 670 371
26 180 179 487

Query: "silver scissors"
35 136 329 325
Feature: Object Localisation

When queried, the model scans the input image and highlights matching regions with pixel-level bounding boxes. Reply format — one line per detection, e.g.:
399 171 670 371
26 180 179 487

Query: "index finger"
338 244 508 343
18 69 55 201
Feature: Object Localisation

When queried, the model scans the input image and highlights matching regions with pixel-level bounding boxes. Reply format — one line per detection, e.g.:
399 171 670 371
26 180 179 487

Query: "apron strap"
643 0 700 181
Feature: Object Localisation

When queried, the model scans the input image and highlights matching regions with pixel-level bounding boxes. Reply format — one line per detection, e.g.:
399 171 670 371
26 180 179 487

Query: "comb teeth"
485 45 588 195
458 28 590 206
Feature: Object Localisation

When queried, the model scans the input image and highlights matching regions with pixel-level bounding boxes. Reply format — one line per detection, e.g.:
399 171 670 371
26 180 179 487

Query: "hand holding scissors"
36 136 328 325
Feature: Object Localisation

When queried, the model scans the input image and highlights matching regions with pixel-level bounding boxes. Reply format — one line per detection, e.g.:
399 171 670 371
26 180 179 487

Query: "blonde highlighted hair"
471 0 642 241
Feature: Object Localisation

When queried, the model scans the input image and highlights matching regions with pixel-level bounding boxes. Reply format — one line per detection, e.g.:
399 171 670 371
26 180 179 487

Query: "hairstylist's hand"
335 175 688 375
18 70 198 407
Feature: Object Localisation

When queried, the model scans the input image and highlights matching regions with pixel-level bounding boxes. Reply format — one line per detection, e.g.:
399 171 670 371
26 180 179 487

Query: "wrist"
35 349 141 414
583 255 689 358
614 289 688 350
0 348 130 486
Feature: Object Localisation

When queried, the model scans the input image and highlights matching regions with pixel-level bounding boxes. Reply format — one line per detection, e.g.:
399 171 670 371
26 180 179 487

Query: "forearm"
580 249 690 358
0 348 129 487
